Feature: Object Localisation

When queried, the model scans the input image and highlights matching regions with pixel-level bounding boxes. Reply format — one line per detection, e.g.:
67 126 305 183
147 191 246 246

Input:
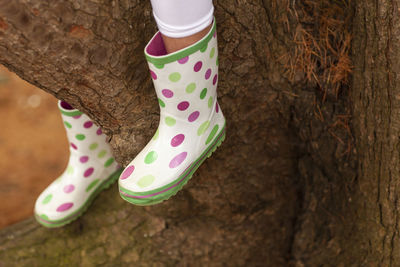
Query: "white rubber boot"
119 18 226 205
34 100 122 227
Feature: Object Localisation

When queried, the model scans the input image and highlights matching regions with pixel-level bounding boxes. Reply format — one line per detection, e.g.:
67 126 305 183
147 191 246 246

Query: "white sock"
149 0 214 38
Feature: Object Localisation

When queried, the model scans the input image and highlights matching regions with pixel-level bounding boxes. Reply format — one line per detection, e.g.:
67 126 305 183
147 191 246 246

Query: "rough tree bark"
0 0 398 266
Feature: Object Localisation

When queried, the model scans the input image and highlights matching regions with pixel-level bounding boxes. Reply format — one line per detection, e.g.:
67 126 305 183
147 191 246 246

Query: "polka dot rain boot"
118 18 226 206
34 100 123 228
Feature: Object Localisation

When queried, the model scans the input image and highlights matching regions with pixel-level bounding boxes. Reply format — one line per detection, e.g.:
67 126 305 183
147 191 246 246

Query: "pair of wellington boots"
35 19 226 228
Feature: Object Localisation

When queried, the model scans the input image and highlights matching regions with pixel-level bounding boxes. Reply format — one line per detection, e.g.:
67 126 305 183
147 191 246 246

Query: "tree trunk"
347 0 400 264
0 0 397 266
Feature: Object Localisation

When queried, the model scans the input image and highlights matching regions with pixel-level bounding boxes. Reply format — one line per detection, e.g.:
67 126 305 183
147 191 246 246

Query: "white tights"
149 0 214 38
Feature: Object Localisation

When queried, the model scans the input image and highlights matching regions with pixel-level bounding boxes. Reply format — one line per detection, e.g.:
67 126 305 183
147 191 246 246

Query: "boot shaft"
144 20 220 124
58 101 111 158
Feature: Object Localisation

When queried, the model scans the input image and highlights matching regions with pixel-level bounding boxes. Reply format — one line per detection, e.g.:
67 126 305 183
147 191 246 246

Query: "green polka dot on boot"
34 100 122 228
118 18 226 206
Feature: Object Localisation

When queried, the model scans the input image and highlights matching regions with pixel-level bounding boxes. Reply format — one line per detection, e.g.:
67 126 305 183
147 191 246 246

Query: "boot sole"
34 168 123 228
119 123 226 206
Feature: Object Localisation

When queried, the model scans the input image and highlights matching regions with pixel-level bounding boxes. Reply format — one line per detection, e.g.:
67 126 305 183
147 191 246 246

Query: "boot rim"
144 16 216 66
58 100 83 117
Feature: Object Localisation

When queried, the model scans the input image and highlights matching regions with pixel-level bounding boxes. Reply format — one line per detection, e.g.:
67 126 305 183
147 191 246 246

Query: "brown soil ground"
0 65 69 229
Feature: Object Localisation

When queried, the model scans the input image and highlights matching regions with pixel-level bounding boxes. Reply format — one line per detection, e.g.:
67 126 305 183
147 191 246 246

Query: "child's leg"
150 0 214 53
118 0 226 205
